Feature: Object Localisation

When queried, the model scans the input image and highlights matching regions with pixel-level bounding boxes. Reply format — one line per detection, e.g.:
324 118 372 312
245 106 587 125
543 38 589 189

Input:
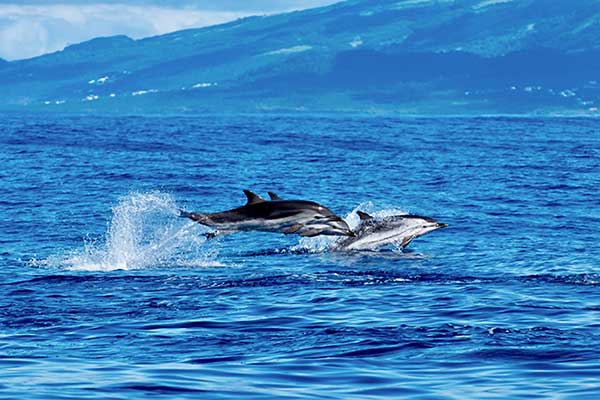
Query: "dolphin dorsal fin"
243 189 265 205
268 191 283 201
357 211 374 220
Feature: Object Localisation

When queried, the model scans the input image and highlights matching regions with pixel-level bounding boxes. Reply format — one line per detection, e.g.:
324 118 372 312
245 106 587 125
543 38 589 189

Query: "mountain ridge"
1 0 599 114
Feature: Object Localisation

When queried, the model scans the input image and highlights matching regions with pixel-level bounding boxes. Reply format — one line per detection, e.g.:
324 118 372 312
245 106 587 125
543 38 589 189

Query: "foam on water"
57 192 221 271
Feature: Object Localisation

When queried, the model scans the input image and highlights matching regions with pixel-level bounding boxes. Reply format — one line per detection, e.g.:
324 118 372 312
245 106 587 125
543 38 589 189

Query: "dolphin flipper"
283 224 302 234
300 228 323 237
400 235 416 248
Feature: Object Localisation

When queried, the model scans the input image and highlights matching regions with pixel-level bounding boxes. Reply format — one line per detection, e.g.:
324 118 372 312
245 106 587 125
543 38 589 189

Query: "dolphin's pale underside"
335 211 447 251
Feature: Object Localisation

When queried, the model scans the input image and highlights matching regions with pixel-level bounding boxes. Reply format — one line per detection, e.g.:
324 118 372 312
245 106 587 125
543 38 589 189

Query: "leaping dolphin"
335 211 447 251
180 190 355 238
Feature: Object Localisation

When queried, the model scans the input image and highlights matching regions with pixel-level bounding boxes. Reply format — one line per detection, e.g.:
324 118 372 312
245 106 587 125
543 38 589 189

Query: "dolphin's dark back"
206 200 334 223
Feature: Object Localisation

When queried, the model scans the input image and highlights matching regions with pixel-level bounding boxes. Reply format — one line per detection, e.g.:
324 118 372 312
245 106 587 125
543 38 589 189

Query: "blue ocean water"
1 114 599 399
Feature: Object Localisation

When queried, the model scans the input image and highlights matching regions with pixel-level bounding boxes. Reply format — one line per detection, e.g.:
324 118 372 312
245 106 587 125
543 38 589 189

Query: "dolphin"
335 211 447 251
180 190 355 238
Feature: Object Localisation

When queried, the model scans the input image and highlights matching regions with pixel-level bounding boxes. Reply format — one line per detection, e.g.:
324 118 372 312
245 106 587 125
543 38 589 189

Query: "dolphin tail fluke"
178 210 210 225
204 230 235 239
178 209 193 219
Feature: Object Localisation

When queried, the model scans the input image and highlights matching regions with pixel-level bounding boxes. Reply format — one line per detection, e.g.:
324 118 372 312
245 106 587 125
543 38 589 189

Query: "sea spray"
61 192 221 271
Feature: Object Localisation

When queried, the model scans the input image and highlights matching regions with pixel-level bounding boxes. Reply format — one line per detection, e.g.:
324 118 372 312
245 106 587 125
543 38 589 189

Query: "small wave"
519 273 600 286
37 192 222 271
108 384 207 395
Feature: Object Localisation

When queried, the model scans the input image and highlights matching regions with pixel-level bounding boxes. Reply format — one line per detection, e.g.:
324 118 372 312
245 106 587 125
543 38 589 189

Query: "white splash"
473 0 513 10
59 192 221 271
393 0 433 9
265 45 312 56
132 89 158 96
192 82 216 89
350 36 363 48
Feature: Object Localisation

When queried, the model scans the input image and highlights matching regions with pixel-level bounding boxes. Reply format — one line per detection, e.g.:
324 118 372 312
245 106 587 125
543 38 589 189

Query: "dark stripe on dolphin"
181 189 354 237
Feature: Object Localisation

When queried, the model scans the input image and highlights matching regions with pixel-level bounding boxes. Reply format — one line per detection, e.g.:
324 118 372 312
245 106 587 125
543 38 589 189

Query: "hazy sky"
0 1 338 61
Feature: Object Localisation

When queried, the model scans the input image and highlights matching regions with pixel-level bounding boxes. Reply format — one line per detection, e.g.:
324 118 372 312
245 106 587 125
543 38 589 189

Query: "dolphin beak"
347 230 357 237
437 223 448 228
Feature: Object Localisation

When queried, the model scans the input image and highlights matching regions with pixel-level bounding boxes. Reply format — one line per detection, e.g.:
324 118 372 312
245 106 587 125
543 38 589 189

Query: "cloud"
0 4 249 60
0 1 337 11
0 1 338 60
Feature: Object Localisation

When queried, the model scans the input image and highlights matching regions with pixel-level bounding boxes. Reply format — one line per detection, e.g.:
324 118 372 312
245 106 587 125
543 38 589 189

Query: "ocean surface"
1 114 599 399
